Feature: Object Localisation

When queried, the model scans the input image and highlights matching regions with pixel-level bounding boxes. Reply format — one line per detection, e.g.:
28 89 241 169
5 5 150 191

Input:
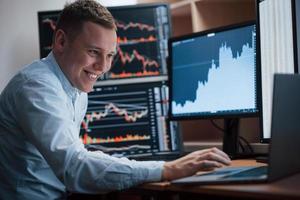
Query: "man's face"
58 21 117 92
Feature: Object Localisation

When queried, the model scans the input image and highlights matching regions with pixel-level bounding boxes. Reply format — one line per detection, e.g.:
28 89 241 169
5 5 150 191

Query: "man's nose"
94 57 109 72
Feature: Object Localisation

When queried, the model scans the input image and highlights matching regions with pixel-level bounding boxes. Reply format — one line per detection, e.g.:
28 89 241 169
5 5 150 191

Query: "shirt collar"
45 52 82 99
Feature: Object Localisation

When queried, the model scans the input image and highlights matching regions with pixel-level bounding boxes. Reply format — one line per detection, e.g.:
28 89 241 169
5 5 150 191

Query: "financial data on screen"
105 6 169 80
38 5 170 80
170 23 258 118
80 81 180 158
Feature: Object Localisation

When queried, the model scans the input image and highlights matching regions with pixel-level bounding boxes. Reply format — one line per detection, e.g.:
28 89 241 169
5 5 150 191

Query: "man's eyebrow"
86 45 116 55
86 45 102 50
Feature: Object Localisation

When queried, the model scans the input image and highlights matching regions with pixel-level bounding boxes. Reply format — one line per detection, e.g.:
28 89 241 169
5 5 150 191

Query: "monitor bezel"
168 21 261 121
107 2 170 12
256 0 269 143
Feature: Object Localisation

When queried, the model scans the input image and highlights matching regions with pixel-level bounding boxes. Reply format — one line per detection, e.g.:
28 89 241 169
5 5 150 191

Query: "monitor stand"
222 118 239 159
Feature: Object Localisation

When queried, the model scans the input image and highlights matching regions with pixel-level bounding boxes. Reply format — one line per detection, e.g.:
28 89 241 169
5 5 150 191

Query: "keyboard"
223 166 268 178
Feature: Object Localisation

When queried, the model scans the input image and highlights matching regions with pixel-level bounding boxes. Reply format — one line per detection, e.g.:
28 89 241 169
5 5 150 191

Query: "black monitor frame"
168 21 261 157
168 21 260 120
82 80 183 160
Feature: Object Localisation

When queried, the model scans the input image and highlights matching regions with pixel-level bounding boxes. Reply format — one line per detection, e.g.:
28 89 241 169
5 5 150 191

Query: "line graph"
172 25 256 115
117 35 157 45
109 46 160 79
81 84 151 134
82 100 148 132
79 82 172 157
105 6 170 80
116 20 155 32
84 144 151 153
117 47 159 69
38 5 170 77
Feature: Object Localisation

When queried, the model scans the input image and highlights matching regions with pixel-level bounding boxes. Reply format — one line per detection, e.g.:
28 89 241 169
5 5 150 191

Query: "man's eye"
88 50 98 55
108 54 115 58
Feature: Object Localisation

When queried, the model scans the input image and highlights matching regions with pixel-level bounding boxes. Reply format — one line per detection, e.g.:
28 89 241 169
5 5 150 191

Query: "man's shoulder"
0 60 63 101
22 59 57 79
18 59 61 88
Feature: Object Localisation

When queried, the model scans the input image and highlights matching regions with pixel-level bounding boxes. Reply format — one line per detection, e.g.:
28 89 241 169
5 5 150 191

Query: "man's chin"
78 85 93 93
84 87 93 93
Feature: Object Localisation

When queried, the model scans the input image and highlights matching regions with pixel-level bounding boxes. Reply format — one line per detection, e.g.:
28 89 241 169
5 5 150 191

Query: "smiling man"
54 20 117 92
0 0 231 199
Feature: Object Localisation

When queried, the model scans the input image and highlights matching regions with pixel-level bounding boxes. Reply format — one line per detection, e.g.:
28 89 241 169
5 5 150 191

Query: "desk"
69 160 300 200
121 159 300 200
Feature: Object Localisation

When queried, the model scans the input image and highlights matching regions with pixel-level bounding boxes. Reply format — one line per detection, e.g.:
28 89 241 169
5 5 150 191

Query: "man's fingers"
196 150 231 166
201 160 222 169
162 147 232 180
194 147 231 162
211 147 231 160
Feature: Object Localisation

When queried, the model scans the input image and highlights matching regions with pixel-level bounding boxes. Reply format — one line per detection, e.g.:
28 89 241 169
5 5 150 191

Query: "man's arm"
14 78 164 193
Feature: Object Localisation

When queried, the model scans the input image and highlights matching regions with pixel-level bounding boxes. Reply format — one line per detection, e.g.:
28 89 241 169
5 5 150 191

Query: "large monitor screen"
80 81 181 158
38 4 170 80
169 22 259 120
104 5 170 80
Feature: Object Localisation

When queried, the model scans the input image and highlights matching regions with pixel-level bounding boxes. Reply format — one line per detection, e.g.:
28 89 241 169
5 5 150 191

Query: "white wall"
0 0 136 92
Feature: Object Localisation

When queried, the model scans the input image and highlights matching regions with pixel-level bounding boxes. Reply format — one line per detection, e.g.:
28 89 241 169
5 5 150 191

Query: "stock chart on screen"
79 81 180 158
104 5 169 80
170 23 257 117
38 5 170 81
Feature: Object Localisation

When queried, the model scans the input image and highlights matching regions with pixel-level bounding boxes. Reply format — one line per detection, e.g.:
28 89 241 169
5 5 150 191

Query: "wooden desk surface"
135 159 300 200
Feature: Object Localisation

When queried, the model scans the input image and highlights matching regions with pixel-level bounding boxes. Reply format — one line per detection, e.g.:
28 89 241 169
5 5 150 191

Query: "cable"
238 139 245 153
210 119 224 132
210 119 255 156
239 135 254 154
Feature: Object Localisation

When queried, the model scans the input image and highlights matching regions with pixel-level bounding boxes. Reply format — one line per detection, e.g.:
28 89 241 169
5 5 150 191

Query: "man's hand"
162 147 231 181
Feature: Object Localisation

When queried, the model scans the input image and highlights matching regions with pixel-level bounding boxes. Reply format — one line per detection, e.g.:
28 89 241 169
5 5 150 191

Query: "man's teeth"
88 72 97 79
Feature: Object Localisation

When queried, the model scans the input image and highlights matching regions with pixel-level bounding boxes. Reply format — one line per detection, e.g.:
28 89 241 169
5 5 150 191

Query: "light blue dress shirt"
0 52 164 200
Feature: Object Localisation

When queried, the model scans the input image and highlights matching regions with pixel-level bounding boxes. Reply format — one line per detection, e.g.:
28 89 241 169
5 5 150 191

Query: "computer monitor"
38 4 170 80
80 81 181 159
38 4 181 160
168 21 259 157
103 4 170 81
257 0 298 143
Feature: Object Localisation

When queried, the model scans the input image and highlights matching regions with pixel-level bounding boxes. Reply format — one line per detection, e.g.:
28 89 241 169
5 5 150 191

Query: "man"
0 0 231 199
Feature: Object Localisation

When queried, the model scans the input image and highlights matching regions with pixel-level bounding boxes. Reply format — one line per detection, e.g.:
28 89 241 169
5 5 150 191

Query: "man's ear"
53 29 67 53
